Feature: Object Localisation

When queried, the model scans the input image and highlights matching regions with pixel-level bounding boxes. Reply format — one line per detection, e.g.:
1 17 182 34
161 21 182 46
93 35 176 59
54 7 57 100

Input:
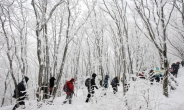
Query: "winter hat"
105 75 109 79
92 73 97 78
70 78 75 82
24 76 29 83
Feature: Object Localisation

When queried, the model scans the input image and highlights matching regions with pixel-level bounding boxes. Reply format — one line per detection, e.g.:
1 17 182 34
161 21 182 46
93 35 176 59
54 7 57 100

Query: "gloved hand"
117 84 120 86
96 86 98 89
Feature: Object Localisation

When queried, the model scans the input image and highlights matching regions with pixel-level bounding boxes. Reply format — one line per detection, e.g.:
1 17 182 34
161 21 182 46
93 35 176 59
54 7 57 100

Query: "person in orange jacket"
62 78 75 104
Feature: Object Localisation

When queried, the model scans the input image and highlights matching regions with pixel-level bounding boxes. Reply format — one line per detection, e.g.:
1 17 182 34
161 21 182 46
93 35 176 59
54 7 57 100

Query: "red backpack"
63 82 70 92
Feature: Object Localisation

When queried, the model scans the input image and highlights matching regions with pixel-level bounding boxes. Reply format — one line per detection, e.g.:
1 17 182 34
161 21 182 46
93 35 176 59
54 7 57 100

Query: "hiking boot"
62 101 67 104
69 100 72 104
85 98 89 103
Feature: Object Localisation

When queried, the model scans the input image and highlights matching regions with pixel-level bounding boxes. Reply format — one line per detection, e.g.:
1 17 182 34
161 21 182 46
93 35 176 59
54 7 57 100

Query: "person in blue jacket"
103 75 109 95
104 75 109 88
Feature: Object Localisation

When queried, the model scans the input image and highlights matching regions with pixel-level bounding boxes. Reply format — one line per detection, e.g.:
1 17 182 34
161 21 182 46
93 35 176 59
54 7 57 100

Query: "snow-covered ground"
1 68 184 110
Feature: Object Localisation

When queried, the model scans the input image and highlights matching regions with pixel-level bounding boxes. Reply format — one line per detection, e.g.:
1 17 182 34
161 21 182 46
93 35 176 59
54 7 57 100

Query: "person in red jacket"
62 78 75 104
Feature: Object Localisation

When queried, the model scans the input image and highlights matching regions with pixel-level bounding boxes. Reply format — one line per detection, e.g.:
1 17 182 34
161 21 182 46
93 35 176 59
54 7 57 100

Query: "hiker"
103 75 109 95
49 77 56 95
104 75 109 89
111 76 119 94
85 73 98 103
175 62 180 77
13 76 29 110
181 60 184 67
171 63 176 76
171 63 179 78
138 71 145 79
155 72 162 82
148 69 155 84
62 78 75 104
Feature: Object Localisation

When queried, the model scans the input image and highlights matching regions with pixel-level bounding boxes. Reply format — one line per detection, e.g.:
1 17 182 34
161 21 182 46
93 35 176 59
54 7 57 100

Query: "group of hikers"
12 76 56 110
137 60 184 85
169 60 184 78
12 60 184 109
138 67 164 83
12 73 120 109
63 73 120 104
85 73 119 103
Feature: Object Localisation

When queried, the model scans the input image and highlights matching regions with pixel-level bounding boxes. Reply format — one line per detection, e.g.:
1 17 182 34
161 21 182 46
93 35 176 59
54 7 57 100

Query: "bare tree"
0 0 20 107
31 0 64 101
102 0 133 96
52 0 91 99
168 0 184 60
133 0 175 97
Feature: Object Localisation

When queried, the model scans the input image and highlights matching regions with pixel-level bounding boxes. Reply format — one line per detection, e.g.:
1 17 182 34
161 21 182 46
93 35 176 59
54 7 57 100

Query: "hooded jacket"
111 77 119 87
13 76 29 98
49 77 56 88
91 73 98 90
66 78 75 94
104 75 109 88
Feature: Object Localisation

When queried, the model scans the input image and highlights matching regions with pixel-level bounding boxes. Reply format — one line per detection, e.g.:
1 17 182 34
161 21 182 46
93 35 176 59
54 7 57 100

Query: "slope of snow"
1 67 184 110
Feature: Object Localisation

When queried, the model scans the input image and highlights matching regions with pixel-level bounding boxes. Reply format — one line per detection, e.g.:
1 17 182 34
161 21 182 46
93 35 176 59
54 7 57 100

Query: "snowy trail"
1 68 184 110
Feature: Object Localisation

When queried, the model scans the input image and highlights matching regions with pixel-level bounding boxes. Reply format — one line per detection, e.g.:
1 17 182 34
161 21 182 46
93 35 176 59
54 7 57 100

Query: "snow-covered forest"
0 0 184 109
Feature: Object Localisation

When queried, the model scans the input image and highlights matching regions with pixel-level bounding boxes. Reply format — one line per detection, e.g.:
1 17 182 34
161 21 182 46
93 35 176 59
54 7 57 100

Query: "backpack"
63 82 70 92
111 78 116 86
85 78 91 87
173 66 178 73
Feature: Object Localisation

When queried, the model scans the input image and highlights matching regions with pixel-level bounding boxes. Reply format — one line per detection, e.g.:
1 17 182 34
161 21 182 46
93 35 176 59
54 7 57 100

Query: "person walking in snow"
171 63 179 78
103 75 109 95
175 62 180 77
62 78 75 104
104 75 109 89
171 63 177 77
85 73 98 103
13 76 29 110
111 76 119 94
49 77 56 95
181 60 184 67
148 69 155 84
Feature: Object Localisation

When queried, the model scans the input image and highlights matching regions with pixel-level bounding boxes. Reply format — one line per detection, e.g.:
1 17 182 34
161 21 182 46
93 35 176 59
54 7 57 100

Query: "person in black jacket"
111 76 119 94
13 76 29 110
49 77 56 95
181 60 184 67
171 63 179 78
175 62 180 77
103 75 109 95
85 73 98 103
